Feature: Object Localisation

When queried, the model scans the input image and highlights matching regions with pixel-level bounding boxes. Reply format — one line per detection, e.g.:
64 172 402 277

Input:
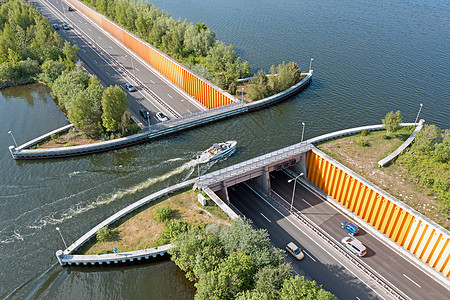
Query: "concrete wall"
306 148 450 277
67 0 235 109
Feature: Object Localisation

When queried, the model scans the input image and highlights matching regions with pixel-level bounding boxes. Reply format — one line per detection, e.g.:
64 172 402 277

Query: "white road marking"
93 59 98 64
260 213 271 223
303 250 316 262
403 274 421 288
167 94 173 98
106 71 111 76
150 80 154 84
302 198 313 207
109 45 113 49
230 187 235 191
269 174 275 179
98 36 102 40
135 67 140 72
356 297 361 300
88 28 91 31
81 49 86 52
242 182 386 300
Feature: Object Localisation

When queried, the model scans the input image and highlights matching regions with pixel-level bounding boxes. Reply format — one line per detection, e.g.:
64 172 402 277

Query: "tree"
280 276 338 300
62 41 79 69
412 124 442 154
247 70 271 101
68 76 104 137
254 263 292 299
101 85 129 132
40 60 66 84
52 69 90 111
382 110 402 137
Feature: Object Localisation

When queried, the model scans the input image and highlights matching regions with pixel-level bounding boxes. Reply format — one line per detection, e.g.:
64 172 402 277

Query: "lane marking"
260 213 271 223
109 45 113 49
242 182 386 300
135 67 140 72
356 297 361 300
303 250 316 262
93 59 98 64
269 174 275 179
98 36 102 40
150 80 154 84
403 274 421 288
167 94 173 98
88 28 91 31
81 48 86 52
106 71 111 76
302 198 313 207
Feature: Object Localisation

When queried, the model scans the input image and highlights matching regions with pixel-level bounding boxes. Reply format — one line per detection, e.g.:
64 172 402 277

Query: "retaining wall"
306 147 450 277
66 0 235 109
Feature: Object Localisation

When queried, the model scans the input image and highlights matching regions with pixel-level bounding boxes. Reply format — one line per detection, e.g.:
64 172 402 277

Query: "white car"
156 112 168 122
286 242 304 260
341 236 367 257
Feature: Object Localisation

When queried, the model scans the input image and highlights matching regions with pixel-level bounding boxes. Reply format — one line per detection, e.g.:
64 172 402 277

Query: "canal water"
1 0 448 298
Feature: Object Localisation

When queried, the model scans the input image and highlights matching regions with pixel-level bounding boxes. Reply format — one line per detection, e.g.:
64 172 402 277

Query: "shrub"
96 226 113 242
360 129 369 136
356 136 369 147
153 205 173 222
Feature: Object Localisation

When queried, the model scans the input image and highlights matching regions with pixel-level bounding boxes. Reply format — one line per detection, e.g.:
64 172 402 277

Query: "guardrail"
269 188 406 299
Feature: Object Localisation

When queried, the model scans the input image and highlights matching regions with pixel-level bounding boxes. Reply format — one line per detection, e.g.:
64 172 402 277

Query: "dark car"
68 6 74 11
341 220 359 236
52 23 59 30
125 83 136 92
139 108 149 119
62 23 70 30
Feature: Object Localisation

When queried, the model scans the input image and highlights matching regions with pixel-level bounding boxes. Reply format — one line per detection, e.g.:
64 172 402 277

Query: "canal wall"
66 0 235 109
55 179 194 266
306 147 450 278
9 72 312 159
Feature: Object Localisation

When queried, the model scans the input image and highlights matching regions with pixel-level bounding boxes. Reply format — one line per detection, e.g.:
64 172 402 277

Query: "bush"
96 226 113 242
356 136 369 147
153 205 173 222
360 129 369 136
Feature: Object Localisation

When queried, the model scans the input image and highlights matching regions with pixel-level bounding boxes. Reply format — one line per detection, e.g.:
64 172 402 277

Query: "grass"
78 189 231 255
317 128 449 230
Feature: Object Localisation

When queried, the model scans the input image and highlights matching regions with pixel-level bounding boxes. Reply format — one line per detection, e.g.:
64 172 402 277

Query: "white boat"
198 141 237 163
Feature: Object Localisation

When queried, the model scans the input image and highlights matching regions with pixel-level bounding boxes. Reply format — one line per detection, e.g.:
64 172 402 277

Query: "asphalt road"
34 0 203 124
227 170 450 299
229 182 384 300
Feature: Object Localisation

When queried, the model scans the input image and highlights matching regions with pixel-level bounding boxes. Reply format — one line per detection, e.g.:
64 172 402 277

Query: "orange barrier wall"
306 149 450 277
67 0 234 109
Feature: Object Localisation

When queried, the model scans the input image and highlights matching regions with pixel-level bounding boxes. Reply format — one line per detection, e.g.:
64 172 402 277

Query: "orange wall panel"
67 0 234 109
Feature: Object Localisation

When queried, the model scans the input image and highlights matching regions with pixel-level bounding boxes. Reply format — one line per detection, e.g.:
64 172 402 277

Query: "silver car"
286 242 304 260
341 236 367 257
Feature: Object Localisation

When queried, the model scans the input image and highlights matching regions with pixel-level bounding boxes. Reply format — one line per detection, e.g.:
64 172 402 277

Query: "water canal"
1 0 448 298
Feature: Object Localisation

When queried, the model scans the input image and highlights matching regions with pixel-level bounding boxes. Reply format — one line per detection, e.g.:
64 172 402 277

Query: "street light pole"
301 122 306 143
309 58 314 72
414 103 423 124
56 227 68 249
8 131 18 148
287 173 304 212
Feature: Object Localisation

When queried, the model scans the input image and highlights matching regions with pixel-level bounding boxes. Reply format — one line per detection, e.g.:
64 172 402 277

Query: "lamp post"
414 103 423 124
301 122 306 143
241 88 244 102
309 58 314 72
287 173 304 212
124 55 135 78
146 112 150 131
8 131 18 148
56 227 68 249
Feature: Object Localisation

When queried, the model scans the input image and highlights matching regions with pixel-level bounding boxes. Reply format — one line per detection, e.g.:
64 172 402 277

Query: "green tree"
101 85 129 132
235 290 270 300
280 276 337 300
247 70 271 101
412 124 442 154
52 69 90 111
254 263 292 299
68 76 104 137
40 60 66 84
62 41 79 69
382 110 403 137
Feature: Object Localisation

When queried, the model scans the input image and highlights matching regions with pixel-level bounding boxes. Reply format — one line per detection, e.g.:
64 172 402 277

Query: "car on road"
68 6 74 11
62 23 69 30
139 108 149 120
52 23 59 30
341 220 359 235
286 242 304 260
341 236 366 257
125 83 136 92
156 112 168 122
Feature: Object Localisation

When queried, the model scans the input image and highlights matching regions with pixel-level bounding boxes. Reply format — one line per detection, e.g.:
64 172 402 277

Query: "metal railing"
269 190 407 300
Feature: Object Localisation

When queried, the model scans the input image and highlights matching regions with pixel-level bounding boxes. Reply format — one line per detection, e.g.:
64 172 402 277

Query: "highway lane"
270 170 450 300
35 0 203 123
228 182 384 300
